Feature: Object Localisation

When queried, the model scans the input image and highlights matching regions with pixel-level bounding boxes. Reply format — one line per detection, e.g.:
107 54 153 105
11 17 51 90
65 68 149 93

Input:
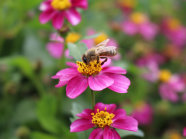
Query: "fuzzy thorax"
91 108 115 128
51 0 71 10
76 60 102 76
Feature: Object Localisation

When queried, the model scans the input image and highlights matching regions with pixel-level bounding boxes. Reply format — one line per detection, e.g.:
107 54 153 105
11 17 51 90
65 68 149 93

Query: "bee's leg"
96 56 100 64
100 57 108 65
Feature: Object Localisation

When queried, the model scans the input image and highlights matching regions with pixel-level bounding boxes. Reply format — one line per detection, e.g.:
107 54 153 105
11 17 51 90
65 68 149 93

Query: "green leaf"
12 99 37 125
68 42 88 61
37 94 62 134
117 129 144 138
81 33 101 40
30 132 59 139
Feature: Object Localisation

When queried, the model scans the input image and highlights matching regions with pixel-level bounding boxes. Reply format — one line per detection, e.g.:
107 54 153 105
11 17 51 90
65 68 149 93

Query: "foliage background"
0 0 186 139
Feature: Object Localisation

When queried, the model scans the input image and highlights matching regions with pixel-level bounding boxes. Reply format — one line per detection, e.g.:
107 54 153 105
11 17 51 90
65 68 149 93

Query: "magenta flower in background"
183 127 186 137
39 0 88 29
161 18 186 47
70 102 138 139
122 12 158 40
159 75 185 102
47 33 64 59
132 102 153 125
117 0 137 14
52 60 130 99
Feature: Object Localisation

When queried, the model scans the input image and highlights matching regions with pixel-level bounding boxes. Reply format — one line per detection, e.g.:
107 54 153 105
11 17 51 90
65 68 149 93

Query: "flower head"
39 0 88 29
46 33 64 59
161 18 186 47
132 101 153 125
122 12 158 40
52 60 130 99
70 102 138 139
183 127 186 137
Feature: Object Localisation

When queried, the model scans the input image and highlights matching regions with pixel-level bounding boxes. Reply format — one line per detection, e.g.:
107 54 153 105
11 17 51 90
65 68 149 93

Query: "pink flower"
70 102 138 139
161 18 186 47
132 102 153 125
46 33 64 59
122 12 158 40
39 0 88 29
183 127 186 137
52 60 130 99
159 75 185 102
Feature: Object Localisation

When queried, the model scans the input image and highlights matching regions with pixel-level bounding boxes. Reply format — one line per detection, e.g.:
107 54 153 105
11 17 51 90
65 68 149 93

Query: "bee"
82 39 117 65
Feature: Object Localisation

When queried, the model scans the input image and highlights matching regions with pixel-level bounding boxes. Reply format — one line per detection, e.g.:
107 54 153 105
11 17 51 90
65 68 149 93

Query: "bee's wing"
95 39 110 48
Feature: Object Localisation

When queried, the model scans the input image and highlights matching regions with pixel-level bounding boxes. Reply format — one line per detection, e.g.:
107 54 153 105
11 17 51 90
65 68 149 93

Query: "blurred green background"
0 0 186 139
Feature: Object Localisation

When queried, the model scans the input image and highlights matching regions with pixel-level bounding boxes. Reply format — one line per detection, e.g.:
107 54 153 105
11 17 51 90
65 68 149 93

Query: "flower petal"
88 74 114 91
76 109 93 119
46 42 63 59
102 66 127 74
112 116 138 132
89 128 104 139
71 0 88 9
70 119 93 132
113 109 127 121
103 127 120 139
52 12 64 29
64 8 81 25
94 102 116 113
66 75 88 99
122 21 138 35
66 62 78 68
107 74 130 93
39 9 55 24
111 129 121 139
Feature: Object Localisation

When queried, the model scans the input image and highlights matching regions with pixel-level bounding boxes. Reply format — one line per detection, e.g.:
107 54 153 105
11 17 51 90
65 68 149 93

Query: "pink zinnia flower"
161 18 186 47
52 60 130 99
183 127 186 137
39 0 88 29
70 102 138 139
159 74 185 102
132 102 153 125
46 33 64 59
122 12 158 40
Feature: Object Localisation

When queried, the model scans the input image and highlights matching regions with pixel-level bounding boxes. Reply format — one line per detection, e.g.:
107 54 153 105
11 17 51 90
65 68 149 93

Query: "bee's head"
82 54 88 64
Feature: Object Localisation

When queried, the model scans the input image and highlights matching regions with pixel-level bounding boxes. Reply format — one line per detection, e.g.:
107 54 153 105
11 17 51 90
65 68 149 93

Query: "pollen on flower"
76 60 102 76
51 0 71 10
159 69 171 82
130 12 147 24
167 18 181 30
94 33 108 45
66 32 81 43
91 108 115 128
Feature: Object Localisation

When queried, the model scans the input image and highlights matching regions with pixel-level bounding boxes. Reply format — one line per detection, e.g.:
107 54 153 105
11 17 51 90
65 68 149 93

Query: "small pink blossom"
132 102 153 125
46 33 64 59
159 75 185 102
52 61 130 99
122 12 158 40
161 18 186 47
70 102 138 139
183 127 186 137
39 0 88 29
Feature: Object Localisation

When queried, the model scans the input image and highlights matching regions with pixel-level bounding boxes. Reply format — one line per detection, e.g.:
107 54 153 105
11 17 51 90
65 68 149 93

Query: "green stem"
91 89 95 109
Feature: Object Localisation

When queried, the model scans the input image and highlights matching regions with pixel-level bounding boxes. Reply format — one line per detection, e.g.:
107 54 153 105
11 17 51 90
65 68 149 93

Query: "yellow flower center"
159 70 171 82
118 0 136 8
130 12 147 24
76 60 102 76
168 18 181 30
51 0 71 10
66 32 81 43
169 132 182 139
94 33 108 45
91 108 115 128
